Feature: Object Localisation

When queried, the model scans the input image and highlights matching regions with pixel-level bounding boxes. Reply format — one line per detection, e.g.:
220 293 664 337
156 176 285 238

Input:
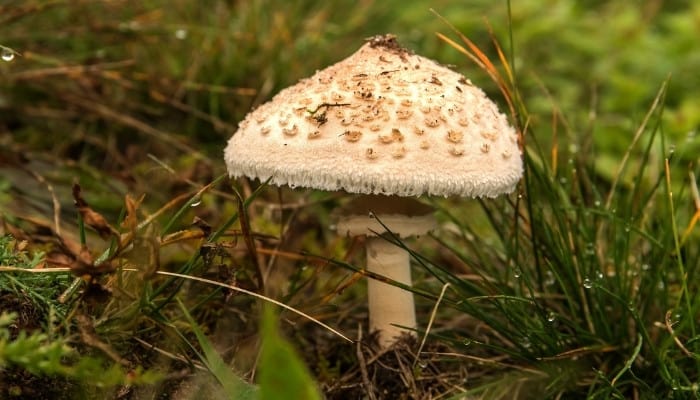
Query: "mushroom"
224 34 523 347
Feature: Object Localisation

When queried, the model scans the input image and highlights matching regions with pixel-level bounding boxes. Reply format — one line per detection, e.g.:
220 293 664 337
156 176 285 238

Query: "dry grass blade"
680 171 700 245
413 282 450 368
431 12 516 119
7 59 135 81
664 310 695 358
64 95 205 160
134 269 353 344
432 9 523 155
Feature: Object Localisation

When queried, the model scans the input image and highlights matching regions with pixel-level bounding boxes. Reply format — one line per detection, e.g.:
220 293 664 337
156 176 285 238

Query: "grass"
1 0 699 399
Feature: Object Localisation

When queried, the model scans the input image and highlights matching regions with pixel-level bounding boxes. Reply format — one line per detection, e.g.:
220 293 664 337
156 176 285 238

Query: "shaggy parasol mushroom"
225 34 522 347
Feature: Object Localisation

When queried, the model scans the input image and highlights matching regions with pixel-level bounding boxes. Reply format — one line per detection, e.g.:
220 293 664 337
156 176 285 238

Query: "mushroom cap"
225 34 523 198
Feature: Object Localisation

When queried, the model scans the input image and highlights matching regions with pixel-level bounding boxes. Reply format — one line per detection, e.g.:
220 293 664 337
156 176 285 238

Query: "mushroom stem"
366 236 416 347
336 195 436 347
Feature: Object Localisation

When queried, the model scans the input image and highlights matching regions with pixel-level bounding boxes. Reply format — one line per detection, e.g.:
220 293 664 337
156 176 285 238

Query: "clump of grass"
410 18 700 399
0 236 162 398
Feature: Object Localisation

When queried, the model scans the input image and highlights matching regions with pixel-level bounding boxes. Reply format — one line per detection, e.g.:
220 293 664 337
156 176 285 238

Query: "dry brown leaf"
72 183 117 239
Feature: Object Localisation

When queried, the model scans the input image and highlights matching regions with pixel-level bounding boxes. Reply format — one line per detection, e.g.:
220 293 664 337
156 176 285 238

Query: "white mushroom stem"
336 195 436 347
366 236 416 347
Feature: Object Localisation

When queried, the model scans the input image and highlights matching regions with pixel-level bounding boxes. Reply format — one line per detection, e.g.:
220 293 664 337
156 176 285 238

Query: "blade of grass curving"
432 11 517 124
142 269 352 343
177 298 258 399
600 81 667 217
611 333 643 386
258 305 322 400
160 173 228 236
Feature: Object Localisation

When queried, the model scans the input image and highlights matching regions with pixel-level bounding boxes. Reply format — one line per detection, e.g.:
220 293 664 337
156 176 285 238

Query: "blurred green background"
2 0 698 162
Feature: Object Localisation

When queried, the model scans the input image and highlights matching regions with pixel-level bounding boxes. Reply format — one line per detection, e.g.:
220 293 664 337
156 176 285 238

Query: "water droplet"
583 278 593 289
521 337 531 349
190 197 202 207
544 271 555 286
559 177 567 184
368 211 375 219
175 28 188 40
546 311 556 322
641 263 650 271
513 267 522 278
596 271 604 280
624 225 631 233
462 338 472 346
584 242 596 256
1 48 15 62
594 200 601 207
673 312 682 324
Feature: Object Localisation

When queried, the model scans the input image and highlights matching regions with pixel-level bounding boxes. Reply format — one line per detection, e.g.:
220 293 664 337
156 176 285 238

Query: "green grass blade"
177 299 258 399
258 304 322 400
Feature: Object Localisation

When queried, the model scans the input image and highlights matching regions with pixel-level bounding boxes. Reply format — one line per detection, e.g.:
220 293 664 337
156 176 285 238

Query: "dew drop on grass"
544 271 555 286
1 48 14 62
175 28 188 40
596 271 604 280
513 267 522 278
520 337 531 349
190 197 202 207
546 311 556 323
642 263 650 271
583 278 593 289
594 200 601 207
673 312 682 324
584 242 595 256
462 338 472 346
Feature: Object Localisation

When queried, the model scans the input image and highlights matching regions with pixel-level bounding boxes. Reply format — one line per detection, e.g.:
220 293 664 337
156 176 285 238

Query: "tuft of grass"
412 15 700 398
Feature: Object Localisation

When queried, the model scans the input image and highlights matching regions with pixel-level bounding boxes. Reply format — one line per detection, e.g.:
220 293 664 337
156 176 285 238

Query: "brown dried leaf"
121 193 145 232
58 234 115 277
72 183 117 239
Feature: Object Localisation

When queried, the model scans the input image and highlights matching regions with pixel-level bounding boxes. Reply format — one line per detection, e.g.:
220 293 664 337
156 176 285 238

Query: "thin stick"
355 325 377 400
413 282 450 368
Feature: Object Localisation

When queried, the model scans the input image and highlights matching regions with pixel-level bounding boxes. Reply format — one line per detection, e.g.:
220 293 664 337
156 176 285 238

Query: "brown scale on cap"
446 130 464 143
